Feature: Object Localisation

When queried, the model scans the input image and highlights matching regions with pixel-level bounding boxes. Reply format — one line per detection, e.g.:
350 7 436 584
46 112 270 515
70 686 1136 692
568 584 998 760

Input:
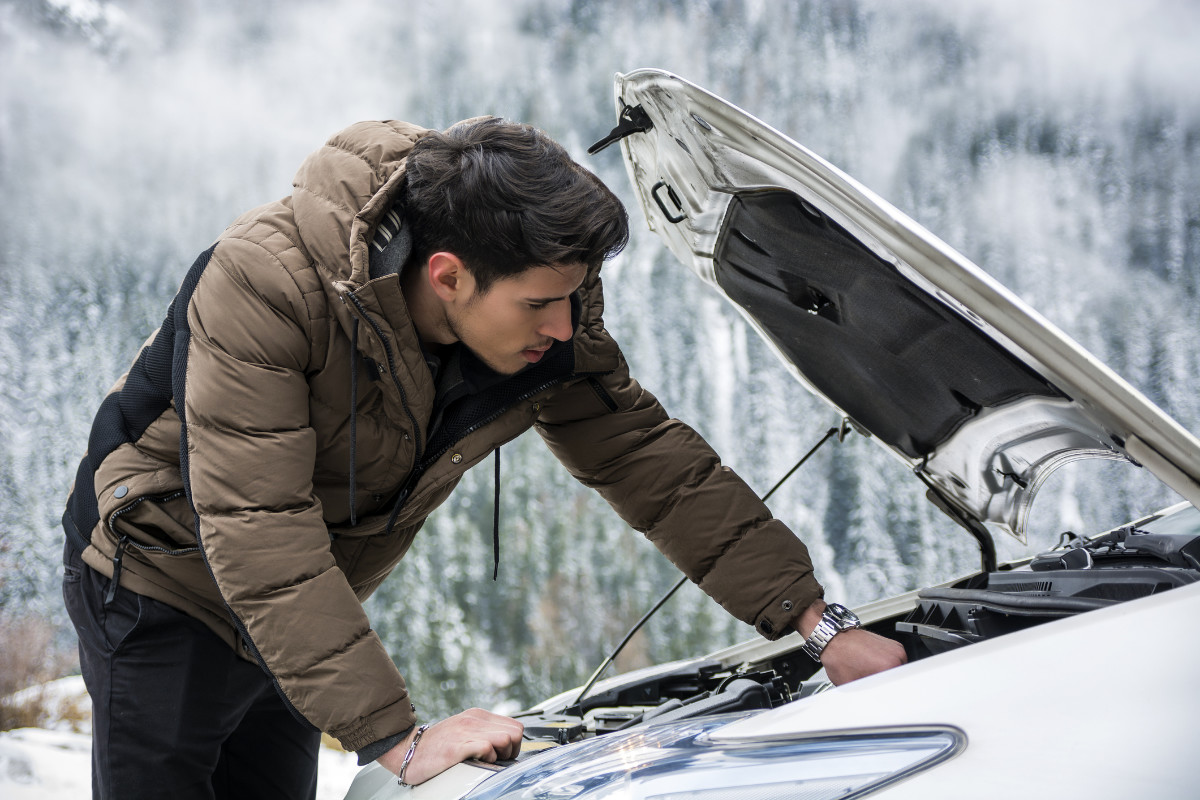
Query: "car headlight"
466 714 964 800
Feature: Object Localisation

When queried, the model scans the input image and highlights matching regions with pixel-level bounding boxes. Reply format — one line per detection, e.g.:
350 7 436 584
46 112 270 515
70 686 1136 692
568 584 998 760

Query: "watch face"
827 604 861 629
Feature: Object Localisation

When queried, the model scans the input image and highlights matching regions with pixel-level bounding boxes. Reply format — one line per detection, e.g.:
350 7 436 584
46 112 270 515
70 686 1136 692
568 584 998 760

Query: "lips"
522 343 553 363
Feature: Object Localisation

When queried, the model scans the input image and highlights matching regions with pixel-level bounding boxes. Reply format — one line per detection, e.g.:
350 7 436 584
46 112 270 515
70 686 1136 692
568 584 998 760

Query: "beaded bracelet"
397 723 432 788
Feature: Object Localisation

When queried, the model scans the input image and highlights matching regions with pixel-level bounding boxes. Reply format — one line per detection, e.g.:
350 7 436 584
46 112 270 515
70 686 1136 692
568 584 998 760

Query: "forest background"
2 0 1198 723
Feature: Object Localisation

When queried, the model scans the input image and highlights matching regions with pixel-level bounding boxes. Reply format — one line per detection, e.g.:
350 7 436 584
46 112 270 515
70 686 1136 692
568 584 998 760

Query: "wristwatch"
800 603 861 662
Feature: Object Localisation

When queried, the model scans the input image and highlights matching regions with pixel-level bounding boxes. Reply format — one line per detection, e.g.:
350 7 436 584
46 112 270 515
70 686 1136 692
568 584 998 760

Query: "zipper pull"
104 537 129 606
383 483 415 537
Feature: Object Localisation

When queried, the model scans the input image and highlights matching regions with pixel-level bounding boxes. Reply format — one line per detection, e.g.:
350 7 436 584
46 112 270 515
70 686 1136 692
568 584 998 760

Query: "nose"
537 301 574 342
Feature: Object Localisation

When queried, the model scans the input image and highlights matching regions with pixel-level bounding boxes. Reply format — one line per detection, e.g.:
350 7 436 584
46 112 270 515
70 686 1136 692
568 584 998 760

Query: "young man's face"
446 262 588 375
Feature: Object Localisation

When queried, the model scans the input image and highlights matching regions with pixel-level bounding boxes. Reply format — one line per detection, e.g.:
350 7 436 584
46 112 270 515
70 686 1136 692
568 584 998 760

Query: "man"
62 117 905 798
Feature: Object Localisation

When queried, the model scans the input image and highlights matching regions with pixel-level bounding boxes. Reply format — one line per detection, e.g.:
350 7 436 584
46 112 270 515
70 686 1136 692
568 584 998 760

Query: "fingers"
456 708 524 762
380 708 524 786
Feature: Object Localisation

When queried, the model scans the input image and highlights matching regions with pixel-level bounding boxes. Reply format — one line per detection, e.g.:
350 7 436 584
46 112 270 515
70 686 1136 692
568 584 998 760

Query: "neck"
400 262 457 346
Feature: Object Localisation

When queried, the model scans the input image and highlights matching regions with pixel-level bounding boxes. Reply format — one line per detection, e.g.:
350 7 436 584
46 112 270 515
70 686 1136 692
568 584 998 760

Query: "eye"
527 301 551 311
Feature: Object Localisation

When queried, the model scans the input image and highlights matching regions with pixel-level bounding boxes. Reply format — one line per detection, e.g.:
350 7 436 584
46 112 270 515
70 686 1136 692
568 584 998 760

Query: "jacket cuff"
754 576 823 641
356 727 413 766
331 695 418 753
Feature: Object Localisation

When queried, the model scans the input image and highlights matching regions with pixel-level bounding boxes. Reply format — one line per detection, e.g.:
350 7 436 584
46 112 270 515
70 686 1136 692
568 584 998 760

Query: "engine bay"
514 503 1200 753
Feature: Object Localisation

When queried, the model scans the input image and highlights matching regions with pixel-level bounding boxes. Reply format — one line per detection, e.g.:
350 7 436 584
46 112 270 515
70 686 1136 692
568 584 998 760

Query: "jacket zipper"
586 376 619 412
418 374 574 469
107 490 193 549
104 490 194 605
346 286 617 528
344 292 425 466
382 380 564 535
383 369 613 531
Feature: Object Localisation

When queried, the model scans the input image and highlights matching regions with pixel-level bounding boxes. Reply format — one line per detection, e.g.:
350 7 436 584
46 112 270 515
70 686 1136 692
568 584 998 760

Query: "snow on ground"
0 676 362 799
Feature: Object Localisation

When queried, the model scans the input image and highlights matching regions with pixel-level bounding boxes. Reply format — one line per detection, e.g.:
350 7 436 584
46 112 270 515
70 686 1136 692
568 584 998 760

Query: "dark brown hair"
403 118 629 292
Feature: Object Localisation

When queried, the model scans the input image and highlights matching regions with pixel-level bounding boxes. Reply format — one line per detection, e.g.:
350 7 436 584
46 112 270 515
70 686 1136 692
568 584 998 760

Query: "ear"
426 252 473 302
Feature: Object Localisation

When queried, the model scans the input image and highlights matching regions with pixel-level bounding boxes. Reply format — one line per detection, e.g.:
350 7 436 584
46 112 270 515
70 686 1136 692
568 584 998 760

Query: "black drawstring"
349 317 359 526
492 446 501 580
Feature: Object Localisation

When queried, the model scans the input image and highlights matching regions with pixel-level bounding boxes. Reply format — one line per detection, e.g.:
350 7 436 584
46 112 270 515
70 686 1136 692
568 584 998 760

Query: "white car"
344 70 1200 800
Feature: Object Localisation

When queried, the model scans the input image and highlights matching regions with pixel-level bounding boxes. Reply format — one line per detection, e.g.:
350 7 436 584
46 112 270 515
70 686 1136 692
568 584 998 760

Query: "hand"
377 708 524 786
818 627 907 685
796 600 907 686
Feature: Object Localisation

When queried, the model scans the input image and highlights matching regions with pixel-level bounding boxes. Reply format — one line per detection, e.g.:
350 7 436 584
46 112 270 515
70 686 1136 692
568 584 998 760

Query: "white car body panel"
345 760 494 800
712 580 1200 798
349 578 1200 800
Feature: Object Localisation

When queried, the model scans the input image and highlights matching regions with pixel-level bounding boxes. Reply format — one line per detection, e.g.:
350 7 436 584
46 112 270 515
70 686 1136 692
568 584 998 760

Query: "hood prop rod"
915 467 998 574
567 422 849 714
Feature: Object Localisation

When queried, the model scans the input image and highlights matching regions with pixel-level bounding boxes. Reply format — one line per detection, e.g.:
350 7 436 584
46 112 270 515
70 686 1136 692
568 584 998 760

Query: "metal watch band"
800 603 861 662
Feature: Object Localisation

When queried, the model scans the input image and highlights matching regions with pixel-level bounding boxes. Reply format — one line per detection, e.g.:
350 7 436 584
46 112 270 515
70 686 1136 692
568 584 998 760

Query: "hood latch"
588 102 653 155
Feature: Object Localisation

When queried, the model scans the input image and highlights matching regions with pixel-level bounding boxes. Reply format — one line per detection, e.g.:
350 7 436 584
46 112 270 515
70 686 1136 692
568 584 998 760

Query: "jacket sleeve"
180 237 416 752
534 346 824 641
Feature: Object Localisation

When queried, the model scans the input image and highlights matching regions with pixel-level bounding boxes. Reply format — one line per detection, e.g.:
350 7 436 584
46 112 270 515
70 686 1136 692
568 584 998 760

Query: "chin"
488 355 528 376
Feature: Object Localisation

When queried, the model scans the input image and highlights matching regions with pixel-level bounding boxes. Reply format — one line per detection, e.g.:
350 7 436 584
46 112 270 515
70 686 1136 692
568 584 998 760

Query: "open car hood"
603 69 1200 546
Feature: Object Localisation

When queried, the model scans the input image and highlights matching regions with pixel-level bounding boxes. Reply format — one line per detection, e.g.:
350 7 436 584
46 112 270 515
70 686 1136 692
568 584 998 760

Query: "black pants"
63 541 320 800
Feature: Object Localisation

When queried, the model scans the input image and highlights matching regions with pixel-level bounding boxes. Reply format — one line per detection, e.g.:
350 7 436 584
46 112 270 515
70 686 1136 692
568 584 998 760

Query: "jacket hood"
291 120 432 287
605 68 1200 546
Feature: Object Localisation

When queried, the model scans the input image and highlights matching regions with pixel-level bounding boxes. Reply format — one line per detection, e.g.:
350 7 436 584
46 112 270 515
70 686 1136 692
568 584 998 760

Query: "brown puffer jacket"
62 120 822 754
